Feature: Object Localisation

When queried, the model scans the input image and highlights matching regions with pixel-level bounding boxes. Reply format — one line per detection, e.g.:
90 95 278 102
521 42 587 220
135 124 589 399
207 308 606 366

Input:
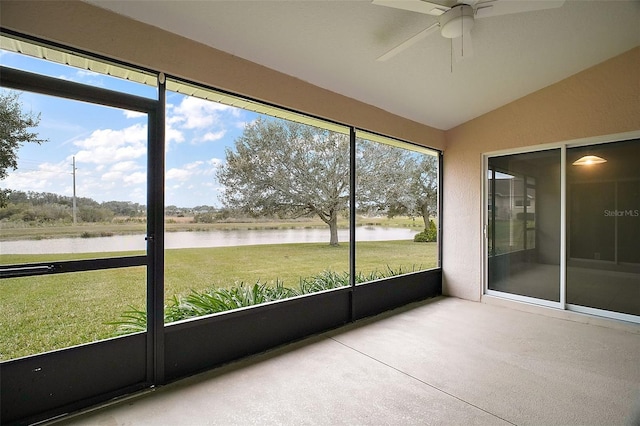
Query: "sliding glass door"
486 138 640 322
566 140 640 317
487 149 561 304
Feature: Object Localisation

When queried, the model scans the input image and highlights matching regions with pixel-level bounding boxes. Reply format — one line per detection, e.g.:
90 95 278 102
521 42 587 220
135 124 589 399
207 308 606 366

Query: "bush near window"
414 220 437 242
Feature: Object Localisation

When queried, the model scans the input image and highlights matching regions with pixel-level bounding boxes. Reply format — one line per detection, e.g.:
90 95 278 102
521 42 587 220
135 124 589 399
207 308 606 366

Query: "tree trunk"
328 210 339 246
420 202 430 229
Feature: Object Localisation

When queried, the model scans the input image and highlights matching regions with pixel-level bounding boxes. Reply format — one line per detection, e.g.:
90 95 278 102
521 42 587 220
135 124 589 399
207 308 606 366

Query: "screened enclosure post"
560 144 566 309
349 127 357 320
438 151 443 268
147 74 166 385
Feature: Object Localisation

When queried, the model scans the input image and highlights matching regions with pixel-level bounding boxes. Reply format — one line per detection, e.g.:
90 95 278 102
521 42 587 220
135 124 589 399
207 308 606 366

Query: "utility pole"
72 156 77 225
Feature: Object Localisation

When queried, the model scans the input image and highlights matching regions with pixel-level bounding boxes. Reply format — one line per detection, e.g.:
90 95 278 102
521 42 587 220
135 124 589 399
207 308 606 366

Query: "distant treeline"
0 190 224 224
0 190 146 223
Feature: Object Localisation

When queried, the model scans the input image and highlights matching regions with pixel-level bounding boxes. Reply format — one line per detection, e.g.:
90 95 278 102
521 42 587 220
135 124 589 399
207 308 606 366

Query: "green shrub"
414 220 437 242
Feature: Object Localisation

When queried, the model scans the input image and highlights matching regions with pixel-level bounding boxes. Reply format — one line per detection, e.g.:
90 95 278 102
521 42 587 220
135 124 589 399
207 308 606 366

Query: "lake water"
0 227 417 254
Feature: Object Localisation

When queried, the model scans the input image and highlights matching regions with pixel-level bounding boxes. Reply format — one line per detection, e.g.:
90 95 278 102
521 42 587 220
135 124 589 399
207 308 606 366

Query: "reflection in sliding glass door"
567 140 640 317
487 149 561 303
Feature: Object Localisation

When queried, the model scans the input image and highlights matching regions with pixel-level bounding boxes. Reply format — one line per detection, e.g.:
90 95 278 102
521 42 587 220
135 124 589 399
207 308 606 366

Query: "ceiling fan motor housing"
440 4 474 38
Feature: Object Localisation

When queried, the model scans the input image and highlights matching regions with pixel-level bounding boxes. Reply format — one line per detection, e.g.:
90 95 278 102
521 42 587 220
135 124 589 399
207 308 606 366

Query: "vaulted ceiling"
87 0 639 130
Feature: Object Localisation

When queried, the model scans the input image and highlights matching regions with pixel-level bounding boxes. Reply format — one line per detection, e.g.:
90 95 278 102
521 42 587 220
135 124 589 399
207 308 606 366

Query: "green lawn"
0 240 437 360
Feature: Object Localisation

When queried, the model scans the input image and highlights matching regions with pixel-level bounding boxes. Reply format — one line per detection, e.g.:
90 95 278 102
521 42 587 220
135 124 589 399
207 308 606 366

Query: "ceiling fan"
373 0 565 61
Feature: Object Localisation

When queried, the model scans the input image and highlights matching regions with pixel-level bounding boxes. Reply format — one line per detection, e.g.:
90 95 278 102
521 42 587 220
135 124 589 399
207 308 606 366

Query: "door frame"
0 66 163 424
482 131 640 323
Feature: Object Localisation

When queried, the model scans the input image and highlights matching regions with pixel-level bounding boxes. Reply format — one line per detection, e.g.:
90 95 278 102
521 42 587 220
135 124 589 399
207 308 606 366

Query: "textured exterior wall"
0 0 445 150
442 47 640 301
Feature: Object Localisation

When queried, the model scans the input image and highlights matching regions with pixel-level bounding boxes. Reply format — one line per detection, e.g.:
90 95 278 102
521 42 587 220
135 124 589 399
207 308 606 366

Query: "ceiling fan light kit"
440 5 474 38
374 0 566 62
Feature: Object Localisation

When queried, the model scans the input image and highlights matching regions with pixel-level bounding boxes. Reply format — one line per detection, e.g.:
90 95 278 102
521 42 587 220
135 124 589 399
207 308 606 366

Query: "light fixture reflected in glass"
572 155 607 166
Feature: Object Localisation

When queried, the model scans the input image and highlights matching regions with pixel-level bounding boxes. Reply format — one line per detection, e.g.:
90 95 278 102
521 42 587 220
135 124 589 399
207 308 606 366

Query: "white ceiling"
88 0 639 130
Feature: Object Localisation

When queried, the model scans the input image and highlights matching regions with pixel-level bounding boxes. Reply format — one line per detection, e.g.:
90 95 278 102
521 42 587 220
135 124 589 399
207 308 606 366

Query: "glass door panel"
567 140 640 316
487 149 561 302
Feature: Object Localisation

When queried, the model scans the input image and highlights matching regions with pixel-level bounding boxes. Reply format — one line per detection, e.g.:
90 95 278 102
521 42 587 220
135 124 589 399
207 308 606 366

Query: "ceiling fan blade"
377 22 440 61
372 0 450 16
452 32 474 62
474 0 565 19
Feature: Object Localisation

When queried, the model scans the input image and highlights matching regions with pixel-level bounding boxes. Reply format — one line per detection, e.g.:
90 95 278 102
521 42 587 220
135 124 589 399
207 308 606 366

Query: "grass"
0 240 437 360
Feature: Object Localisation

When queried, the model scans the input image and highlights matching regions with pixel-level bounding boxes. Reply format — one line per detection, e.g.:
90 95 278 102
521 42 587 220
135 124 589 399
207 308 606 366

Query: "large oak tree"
217 118 438 246
217 118 350 246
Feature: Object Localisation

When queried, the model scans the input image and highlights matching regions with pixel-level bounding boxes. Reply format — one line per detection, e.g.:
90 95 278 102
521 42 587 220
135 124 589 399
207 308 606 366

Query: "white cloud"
168 97 242 144
166 124 184 145
202 130 226 142
0 162 70 193
123 110 146 119
90 158 147 194
78 70 101 79
75 174 100 191
101 171 123 182
123 172 146 185
164 96 246 149
171 97 234 130
72 124 147 164
164 113 185 151
165 159 217 186
185 161 204 170
74 125 145 149
166 168 192 181
172 98 213 129
101 164 145 186
57 70 105 87
110 161 142 173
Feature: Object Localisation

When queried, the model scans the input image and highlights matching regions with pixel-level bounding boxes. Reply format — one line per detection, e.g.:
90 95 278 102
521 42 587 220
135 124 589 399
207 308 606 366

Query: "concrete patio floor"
53 297 640 425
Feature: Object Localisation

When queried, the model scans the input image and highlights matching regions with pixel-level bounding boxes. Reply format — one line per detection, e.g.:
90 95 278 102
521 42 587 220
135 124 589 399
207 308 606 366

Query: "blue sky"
0 51 259 208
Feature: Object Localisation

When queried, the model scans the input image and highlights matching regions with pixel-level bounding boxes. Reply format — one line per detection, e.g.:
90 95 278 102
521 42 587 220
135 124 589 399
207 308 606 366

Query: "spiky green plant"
110 266 423 334
184 280 296 315
298 270 350 294
108 306 146 336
